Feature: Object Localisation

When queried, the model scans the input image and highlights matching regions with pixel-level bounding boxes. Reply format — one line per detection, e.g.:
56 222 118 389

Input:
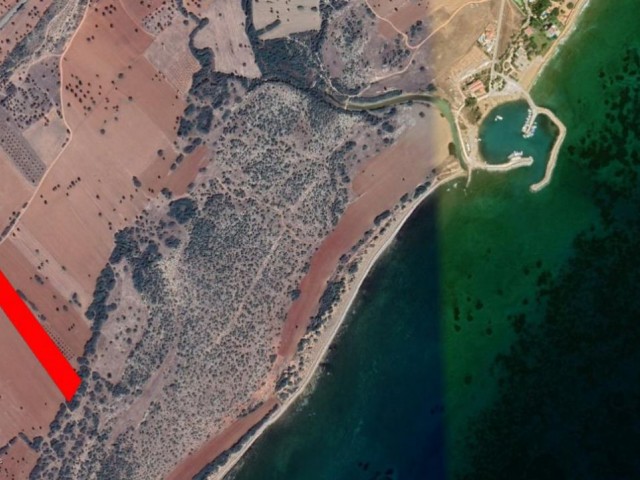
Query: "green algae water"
230 1 640 478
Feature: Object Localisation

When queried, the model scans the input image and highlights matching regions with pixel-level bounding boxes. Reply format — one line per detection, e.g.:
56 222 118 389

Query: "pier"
522 108 537 138
480 154 534 173
492 74 567 192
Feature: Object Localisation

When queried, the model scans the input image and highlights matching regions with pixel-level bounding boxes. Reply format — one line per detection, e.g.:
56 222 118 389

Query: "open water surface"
478 99 557 185
231 1 640 478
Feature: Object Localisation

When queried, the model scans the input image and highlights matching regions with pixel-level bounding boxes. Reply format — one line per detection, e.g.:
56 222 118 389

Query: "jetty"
480 154 534 173
522 108 536 137
489 74 567 192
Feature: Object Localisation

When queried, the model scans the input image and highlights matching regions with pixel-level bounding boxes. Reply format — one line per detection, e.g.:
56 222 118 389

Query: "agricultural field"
252 0 321 40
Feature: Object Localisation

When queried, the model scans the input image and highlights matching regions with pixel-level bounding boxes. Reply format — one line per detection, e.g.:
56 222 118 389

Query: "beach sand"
520 0 591 90
209 161 466 480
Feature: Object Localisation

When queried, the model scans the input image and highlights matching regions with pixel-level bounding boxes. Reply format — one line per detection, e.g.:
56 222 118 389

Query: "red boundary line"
0 270 80 402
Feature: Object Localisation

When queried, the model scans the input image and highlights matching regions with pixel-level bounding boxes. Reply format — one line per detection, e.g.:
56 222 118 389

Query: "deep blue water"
231 200 446 480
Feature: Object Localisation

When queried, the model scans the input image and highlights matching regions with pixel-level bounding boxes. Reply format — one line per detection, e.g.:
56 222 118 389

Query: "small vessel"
522 108 535 135
523 122 537 138
508 150 524 159
494 115 503 121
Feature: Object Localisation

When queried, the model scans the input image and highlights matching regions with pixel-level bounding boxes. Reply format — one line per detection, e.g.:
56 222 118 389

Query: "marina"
477 100 556 185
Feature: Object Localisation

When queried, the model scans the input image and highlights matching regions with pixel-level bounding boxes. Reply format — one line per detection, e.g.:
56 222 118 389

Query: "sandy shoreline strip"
165 398 279 480
211 163 466 480
522 0 591 90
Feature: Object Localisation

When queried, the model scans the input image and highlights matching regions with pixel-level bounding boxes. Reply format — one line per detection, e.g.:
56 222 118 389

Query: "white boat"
494 115 503 121
523 123 537 138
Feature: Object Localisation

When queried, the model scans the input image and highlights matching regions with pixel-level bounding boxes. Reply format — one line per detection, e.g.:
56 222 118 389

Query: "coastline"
467 0 592 193
211 162 467 480
521 0 591 90
523 0 590 190
207 3 595 478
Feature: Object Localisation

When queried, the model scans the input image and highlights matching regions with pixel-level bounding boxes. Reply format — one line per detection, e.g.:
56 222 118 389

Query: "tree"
532 0 552 16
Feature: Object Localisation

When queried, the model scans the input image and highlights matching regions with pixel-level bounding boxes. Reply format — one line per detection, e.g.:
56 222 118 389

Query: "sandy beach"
520 0 591 90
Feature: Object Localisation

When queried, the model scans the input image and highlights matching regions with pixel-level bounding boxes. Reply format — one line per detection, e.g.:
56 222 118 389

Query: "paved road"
489 0 508 91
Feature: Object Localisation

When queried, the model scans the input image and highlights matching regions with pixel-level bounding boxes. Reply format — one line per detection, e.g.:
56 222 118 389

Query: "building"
545 24 561 39
466 79 487 97
477 23 497 55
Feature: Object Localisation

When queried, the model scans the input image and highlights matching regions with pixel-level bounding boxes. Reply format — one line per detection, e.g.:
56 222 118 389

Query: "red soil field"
0 0 203 449
371 0 479 42
0 151 33 234
0 311 61 445
279 106 451 359
0 0 20 17
0 436 39 480
165 398 279 480
120 0 166 24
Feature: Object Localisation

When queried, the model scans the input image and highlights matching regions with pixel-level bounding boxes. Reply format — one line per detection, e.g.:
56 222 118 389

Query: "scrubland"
0 0 465 478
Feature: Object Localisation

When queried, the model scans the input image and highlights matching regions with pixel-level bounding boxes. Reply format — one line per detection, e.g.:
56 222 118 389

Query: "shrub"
167 197 197 224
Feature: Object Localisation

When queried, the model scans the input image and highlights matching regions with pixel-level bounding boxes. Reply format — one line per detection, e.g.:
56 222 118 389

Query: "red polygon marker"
0 270 81 401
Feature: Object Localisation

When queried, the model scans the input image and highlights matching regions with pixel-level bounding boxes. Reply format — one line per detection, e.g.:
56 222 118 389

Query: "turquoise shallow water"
231 1 640 478
478 100 557 184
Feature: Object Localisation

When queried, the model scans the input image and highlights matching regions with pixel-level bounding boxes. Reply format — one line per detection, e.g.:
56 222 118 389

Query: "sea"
230 1 640 478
